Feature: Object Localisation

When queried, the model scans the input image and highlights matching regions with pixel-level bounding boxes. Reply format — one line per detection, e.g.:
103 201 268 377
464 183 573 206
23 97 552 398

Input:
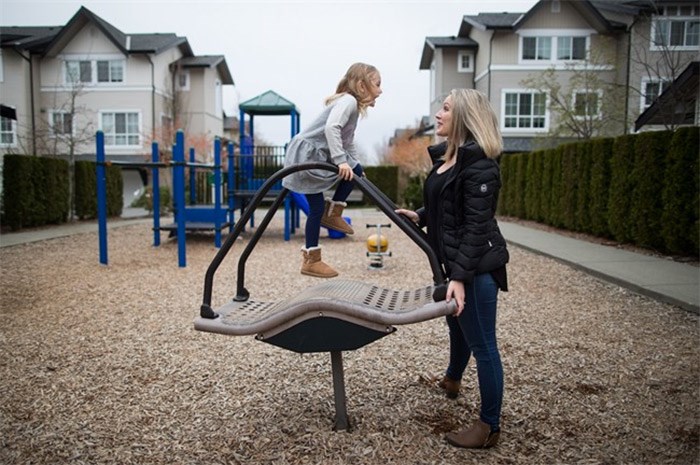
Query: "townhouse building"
0 7 234 202
420 0 699 152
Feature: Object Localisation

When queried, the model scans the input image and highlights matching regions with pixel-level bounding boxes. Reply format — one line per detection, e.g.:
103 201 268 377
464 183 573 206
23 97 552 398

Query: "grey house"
420 0 699 152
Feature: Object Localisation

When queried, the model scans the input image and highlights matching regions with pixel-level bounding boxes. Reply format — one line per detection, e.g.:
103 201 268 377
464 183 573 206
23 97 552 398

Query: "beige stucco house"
0 6 234 163
420 0 699 152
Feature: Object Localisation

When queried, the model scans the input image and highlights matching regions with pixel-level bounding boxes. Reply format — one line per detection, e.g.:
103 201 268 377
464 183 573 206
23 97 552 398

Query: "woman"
397 89 509 449
282 63 382 278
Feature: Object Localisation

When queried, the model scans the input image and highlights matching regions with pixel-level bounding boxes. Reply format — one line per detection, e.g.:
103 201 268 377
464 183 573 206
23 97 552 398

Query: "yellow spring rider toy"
366 223 391 269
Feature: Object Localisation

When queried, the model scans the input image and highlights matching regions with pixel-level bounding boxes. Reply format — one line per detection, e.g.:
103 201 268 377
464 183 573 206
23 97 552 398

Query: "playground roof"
239 90 297 115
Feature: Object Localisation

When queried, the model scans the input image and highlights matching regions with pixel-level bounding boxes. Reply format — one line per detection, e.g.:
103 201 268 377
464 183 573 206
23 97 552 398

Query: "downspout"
623 17 639 135
487 30 495 100
146 54 156 141
16 48 36 154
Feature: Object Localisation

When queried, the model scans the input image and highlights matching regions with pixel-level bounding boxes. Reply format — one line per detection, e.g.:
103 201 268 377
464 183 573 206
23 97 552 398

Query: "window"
573 91 601 118
642 79 671 109
522 37 552 60
457 51 473 72
65 59 125 84
0 49 4 82
521 34 589 62
652 5 699 49
177 72 190 91
0 116 16 146
558 36 587 60
503 91 547 129
101 111 140 146
49 111 73 136
96 60 124 83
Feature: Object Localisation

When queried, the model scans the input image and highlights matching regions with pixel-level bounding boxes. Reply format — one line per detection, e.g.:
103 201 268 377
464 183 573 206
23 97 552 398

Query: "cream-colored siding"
0 51 31 151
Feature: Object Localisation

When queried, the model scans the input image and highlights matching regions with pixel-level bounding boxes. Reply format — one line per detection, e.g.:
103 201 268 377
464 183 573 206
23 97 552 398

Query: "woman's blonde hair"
325 62 379 116
445 88 503 160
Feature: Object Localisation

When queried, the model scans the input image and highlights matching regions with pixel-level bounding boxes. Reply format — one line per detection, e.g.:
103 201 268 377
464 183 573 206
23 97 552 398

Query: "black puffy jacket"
417 140 509 285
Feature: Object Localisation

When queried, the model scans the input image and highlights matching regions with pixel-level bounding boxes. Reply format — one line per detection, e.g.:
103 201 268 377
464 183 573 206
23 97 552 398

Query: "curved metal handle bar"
200 162 447 318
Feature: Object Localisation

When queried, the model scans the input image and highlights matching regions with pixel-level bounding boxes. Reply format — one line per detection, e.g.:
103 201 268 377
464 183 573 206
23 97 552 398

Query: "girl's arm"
324 95 358 166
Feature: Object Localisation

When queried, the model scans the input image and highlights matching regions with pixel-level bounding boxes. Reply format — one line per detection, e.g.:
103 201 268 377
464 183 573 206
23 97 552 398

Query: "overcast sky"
2 0 538 163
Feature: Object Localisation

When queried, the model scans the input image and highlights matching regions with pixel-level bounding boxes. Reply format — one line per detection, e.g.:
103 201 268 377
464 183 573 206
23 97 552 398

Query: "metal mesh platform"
194 279 455 339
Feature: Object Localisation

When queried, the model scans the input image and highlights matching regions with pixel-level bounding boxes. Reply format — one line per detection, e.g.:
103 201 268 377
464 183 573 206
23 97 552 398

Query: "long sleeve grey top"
281 93 361 194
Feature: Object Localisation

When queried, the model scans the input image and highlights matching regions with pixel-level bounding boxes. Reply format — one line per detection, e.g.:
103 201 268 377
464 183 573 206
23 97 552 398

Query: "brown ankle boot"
445 419 500 449
438 376 461 399
300 246 338 278
320 199 354 235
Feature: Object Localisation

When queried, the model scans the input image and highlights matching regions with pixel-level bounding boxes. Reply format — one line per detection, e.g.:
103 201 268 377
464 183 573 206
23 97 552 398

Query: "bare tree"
521 39 628 140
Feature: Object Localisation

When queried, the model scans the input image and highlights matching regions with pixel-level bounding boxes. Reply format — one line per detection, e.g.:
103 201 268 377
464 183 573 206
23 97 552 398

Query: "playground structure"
194 162 454 431
96 130 234 267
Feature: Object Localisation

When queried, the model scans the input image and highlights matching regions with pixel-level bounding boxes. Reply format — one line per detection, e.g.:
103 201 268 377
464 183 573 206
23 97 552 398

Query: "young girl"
282 63 382 278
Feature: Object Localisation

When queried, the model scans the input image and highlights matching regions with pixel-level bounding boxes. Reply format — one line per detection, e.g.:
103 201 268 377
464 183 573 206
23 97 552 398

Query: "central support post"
330 351 349 431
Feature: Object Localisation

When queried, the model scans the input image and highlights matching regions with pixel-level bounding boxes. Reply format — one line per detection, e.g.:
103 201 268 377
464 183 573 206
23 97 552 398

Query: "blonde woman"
283 63 382 278
397 89 509 448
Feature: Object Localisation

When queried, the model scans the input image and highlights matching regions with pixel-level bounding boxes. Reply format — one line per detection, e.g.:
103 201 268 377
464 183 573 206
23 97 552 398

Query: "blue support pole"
174 130 186 267
227 141 235 230
96 131 108 265
214 137 222 248
189 147 196 205
152 141 161 247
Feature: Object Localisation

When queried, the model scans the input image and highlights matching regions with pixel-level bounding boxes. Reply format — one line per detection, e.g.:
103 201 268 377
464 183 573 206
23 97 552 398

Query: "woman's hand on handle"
446 280 465 316
337 162 353 181
395 208 419 224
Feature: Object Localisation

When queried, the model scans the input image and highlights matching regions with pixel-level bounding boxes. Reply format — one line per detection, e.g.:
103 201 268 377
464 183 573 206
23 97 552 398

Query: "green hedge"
364 165 399 205
498 127 699 257
2 155 123 230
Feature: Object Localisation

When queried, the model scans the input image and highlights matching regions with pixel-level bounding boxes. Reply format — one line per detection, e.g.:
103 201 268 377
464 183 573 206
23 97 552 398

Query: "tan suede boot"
301 246 338 278
445 419 500 449
320 199 354 235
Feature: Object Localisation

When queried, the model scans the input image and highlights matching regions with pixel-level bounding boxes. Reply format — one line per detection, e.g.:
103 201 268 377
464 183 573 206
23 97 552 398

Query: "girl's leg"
332 164 363 202
457 273 503 431
304 193 325 249
445 314 470 382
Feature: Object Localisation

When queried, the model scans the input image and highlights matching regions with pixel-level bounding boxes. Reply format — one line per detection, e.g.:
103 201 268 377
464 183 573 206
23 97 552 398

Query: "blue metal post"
96 131 108 265
174 130 186 267
189 147 196 205
227 141 235 230
214 137 222 248
152 141 161 247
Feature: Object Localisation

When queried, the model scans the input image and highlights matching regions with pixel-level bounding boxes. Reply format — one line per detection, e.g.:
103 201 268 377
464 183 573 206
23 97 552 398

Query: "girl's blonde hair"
325 62 379 116
444 88 503 160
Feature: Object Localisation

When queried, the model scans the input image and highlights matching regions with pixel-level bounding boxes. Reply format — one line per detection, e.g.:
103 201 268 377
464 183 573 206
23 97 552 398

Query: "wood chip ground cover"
1 211 697 464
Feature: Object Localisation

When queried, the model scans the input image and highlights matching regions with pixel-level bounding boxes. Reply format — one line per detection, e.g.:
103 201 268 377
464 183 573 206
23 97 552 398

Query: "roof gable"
175 55 234 85
41 6 190 57
419 35 478 70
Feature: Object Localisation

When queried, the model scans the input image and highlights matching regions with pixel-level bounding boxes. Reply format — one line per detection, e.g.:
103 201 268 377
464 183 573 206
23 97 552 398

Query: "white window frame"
650 5 699 50
99 110 141 148
63 55 125 86
177 71 190 91
518 29 593 64
0 114 17 147
572 89 603 119
457 51 474 73
640 78 671 112
48 110 74 137
501 89 549 132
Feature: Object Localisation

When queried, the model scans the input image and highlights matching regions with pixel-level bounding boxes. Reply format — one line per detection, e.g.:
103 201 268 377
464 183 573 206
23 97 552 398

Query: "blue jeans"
445 272 503 431
304 163 362 248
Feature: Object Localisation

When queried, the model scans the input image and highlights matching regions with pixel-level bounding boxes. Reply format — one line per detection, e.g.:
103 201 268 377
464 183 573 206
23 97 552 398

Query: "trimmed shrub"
608 134 637 243
588 137 614 237
661 126 699 255
364 165 399 205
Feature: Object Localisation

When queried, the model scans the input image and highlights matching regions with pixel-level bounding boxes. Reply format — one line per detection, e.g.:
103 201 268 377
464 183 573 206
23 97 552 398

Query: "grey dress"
281 93 361 194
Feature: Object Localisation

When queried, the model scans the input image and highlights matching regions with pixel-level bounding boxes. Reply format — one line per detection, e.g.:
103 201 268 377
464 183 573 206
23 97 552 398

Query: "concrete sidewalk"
498 222 699 314
1 210 697 314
